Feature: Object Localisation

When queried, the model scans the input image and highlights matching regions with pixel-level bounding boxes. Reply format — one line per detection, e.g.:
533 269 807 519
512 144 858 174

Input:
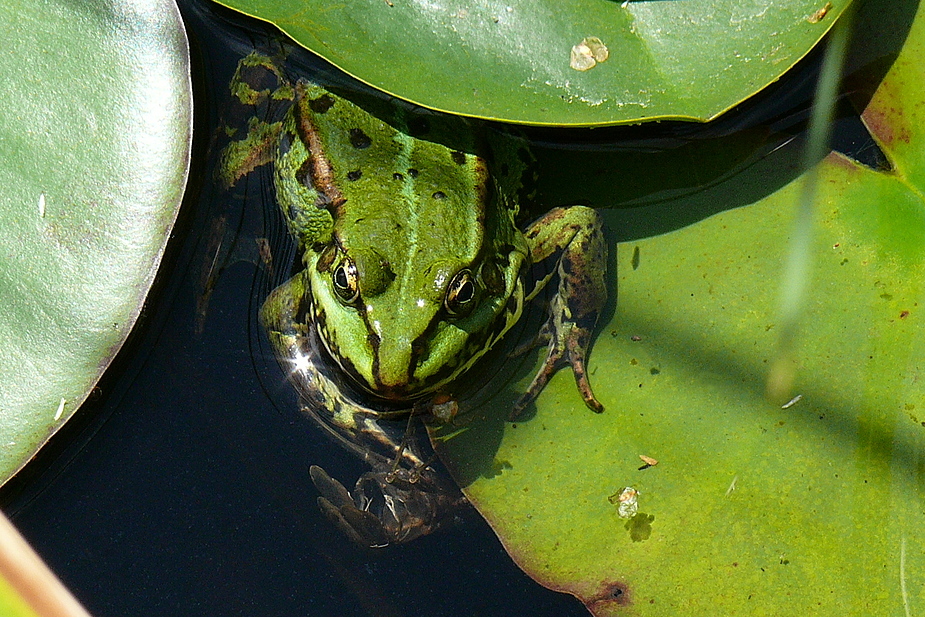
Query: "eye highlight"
332 257 360 304
444 269 476 317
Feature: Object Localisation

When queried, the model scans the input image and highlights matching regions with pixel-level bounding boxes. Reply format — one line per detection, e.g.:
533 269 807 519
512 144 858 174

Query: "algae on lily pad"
0 0 192 484
433 0 925 614
211 0 852 126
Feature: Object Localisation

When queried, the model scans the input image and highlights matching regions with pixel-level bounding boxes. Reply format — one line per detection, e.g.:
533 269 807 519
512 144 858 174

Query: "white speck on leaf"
54 397 66 421
38 192 46 217
570 37 609 71
781 394 803 409
726 475 738 496
609 486 639 518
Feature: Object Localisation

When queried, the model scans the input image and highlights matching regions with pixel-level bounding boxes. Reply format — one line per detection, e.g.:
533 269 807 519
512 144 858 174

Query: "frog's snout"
371 337 429 400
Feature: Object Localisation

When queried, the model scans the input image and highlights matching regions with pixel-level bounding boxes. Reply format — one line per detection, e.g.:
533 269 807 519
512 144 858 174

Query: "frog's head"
306 232 527 401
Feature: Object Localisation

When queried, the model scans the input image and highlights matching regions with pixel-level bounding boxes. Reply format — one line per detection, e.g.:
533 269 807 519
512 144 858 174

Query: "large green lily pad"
0 0 191 484
211 0 851 127
433 1 925 614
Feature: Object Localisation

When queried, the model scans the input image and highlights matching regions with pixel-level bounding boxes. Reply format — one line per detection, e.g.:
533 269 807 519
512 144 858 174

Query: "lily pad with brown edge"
0 0 192 484
430 0 925 614
210 0 851 127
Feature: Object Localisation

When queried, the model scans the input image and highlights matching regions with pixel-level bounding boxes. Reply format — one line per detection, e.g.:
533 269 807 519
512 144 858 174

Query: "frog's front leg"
514 205 608 418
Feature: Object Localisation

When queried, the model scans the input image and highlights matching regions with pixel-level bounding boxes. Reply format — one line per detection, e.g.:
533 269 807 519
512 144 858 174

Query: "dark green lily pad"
211 0 851 126
0 0 191 484
433 2 925 614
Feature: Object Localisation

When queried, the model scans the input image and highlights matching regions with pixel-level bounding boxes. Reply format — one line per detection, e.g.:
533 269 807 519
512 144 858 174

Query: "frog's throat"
310 278 526 401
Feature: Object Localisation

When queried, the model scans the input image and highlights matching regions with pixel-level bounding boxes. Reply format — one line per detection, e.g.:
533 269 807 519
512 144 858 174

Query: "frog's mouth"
313 314 478 403
308 301 434 402
325 333 449 402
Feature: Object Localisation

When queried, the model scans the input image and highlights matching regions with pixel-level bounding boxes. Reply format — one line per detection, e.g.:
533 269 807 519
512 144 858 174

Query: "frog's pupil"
334 267 348 290
456 280 474 303
444 270 475 317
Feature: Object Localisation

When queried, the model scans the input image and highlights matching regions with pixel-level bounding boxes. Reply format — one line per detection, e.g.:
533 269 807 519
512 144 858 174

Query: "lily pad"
0 0 191 484
210 0 851 126
433 1 925 614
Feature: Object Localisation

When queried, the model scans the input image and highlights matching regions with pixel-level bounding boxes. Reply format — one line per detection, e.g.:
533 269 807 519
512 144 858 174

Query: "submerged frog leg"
310 466 392 547
385 413 416 483
218 118 283 188
218 52 293 188
513 205 608 418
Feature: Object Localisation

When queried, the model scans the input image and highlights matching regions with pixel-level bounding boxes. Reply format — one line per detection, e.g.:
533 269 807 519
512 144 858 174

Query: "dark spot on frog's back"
309 94 335 114
349 128 372 149
347 170 363 181
451 151 467 166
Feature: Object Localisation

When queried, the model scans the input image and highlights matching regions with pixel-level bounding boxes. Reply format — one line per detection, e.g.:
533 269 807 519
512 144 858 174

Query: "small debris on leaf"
781 394 803 409
570 36 609 71
725 475 738 497
608 486 639 518
54 397 66 421
638 454 658 469
807 2 832 23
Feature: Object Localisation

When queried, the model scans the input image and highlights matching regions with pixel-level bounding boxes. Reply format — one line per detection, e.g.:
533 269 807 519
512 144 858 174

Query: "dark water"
0 3 591 615
0 0 906 615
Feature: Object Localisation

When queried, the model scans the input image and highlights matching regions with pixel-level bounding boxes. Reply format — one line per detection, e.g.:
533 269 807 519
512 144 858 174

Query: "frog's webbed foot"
512 205 608 420
310 465 462 547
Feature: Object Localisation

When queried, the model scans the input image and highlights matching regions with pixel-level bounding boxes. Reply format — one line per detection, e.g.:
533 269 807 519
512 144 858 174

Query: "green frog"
221 53 608 546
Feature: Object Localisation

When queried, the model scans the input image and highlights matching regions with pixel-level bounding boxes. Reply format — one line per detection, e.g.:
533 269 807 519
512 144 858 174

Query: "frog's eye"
445 269 476 317
332 258 360 304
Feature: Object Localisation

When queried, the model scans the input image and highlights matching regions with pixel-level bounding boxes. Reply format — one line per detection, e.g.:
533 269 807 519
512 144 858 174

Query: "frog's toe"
510 321 603 420
311 465 393 547
564 328 604 413
310 464 353 505
316 495 391 548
